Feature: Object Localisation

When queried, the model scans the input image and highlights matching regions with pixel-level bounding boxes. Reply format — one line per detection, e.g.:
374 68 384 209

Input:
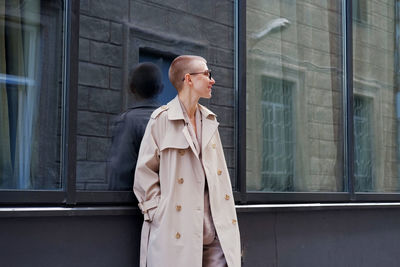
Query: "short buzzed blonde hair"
168 55 207 91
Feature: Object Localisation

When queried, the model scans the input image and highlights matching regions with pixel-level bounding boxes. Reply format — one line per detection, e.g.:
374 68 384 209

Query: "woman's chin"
200 92 212 99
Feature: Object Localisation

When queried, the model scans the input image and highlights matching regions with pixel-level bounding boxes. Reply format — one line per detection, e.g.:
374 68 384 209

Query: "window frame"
0 0 137 206
3 0 400 206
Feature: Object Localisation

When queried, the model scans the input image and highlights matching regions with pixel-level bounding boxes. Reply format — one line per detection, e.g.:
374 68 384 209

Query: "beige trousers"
203 236 228 267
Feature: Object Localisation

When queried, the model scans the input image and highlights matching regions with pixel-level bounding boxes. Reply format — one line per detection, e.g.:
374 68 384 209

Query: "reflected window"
0 0 64 190
354 95 373 191
261 77 294 191
139 49 176 105
352 0 368 24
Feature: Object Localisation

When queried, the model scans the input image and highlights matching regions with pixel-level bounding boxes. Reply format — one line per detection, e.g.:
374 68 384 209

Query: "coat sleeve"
133 119 161 222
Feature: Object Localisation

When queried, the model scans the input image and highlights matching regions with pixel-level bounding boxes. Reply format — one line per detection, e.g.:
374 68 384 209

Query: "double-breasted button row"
225 194 230 200
175 176 184 240
232 219 237 225
217 169 222 175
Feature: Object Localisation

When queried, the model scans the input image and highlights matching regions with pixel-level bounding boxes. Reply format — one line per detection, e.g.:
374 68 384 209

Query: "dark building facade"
2 0 400 266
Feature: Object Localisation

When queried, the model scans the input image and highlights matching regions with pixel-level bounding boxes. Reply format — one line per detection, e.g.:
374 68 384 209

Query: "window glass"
76 1 236 191
0 0 64 190
246 0 345 192
352 0 398 192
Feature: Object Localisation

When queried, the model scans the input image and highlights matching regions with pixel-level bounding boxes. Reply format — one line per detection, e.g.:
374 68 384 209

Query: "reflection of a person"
108 62 163 191
134 55 240 267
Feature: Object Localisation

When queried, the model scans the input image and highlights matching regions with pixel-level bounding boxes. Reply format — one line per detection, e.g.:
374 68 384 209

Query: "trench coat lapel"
182 126 199 159
199 104 219 152
167 96 199 159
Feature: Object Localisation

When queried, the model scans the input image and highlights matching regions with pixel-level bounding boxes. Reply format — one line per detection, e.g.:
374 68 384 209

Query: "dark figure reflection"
108 62 163 190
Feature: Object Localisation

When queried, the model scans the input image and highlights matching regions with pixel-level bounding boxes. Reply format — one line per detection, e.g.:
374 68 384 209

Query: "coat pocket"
151 197 166 228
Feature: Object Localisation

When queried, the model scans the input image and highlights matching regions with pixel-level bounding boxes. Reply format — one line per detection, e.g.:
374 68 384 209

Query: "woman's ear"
184 73 189 82
183 74 192 86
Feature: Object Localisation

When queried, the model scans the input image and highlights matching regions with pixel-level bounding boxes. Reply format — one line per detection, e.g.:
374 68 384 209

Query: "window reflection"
246 0 344 192
261 77 294 191
352 0 398 192
76 1 236 191
0 0 63 190
353 95 373 192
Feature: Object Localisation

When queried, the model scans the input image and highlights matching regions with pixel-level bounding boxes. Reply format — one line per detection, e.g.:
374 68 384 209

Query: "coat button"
212 144 216 149
177 178 184 184
161 105 168 110
178 150 185 156
225 194 230 200
217 170 222 175
176 232 181 239
232 219 237 225
176 205 182 211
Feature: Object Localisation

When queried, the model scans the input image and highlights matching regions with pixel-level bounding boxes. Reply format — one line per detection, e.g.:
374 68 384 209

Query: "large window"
246 0 345 193
243 0 400 202
76 0 237 193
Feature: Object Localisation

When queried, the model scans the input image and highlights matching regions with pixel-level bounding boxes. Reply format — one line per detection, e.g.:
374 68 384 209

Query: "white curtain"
0 0 40 189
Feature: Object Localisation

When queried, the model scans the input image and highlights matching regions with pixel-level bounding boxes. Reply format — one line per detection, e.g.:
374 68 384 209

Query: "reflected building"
246 0 399 193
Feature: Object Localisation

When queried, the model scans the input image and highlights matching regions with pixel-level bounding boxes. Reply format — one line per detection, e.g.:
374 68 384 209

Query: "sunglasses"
182 70 212 81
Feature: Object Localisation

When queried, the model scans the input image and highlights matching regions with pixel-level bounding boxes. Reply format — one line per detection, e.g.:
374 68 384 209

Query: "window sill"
235 202 400 212
2 202 400 217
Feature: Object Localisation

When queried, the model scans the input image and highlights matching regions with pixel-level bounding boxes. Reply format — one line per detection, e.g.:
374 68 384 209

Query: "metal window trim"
344 0 355 200
353 193 400 202
63 0 79 205
236 202 400 213
0 206 139 218
244 192 351 204
236 0 247 204
75 191 136 204
0 191 66 205
5 201 400 218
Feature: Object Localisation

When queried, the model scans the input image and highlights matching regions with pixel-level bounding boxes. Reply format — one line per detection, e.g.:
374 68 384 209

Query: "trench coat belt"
140 221 150 267
138 196 160 221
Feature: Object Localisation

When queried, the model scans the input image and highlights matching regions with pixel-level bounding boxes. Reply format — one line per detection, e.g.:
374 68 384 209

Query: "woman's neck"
178 92 199 119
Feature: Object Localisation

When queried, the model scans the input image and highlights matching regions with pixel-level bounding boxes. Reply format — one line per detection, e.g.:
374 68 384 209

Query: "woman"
134 55 241 267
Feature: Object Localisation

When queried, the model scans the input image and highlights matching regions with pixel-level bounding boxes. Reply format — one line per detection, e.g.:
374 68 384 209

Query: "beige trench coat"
134 96 241 267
